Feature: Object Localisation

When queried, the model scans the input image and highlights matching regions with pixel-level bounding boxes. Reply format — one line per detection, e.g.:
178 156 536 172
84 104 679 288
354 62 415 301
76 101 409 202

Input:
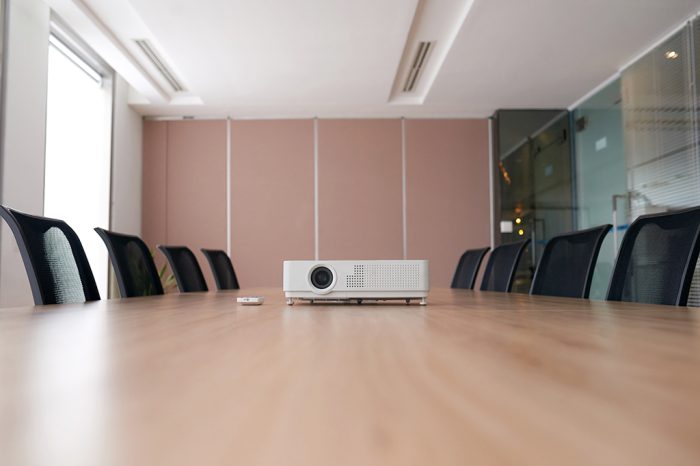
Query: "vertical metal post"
314 117 319 261
401 117 407 260
226 117 232 256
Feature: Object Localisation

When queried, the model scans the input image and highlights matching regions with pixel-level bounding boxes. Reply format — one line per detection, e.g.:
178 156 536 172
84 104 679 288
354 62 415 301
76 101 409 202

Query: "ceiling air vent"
134 39 185 92
402 41 434 92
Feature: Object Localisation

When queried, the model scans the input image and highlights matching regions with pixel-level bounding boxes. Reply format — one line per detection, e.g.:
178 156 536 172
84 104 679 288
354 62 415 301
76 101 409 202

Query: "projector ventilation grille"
345 264 420 289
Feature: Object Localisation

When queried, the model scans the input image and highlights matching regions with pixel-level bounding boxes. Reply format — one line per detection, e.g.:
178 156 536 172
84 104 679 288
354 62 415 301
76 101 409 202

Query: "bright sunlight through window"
44 36 112 297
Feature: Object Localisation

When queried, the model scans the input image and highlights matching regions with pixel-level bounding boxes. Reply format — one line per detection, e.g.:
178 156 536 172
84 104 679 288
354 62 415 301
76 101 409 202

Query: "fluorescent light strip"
134 39 185 92
49 34 102 84
403 42 433 92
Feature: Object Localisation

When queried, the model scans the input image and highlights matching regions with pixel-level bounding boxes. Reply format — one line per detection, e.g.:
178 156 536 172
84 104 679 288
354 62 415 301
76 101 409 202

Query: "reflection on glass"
495 110 574 293
622 25 700 305
573 79 626 300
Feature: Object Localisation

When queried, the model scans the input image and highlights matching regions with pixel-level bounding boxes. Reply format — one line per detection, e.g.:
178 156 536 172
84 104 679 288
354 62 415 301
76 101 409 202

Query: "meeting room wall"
142 118 491 288
0 0 145 307
0 0 50 307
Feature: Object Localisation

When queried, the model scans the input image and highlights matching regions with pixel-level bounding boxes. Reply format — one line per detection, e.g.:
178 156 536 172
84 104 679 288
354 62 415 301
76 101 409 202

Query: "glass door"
496 110 574 292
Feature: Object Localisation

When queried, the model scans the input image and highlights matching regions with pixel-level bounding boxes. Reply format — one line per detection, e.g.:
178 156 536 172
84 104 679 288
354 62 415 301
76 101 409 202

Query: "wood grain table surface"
2 288 700 466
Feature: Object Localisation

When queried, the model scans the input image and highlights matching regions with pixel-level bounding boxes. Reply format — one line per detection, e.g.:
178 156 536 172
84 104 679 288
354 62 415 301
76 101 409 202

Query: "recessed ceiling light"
665 50 679 59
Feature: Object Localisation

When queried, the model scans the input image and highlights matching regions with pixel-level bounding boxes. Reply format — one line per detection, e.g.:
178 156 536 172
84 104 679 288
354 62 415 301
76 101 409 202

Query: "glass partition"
572 79 626 299
571 22 700 303
494 110 574 292
621 24 700 305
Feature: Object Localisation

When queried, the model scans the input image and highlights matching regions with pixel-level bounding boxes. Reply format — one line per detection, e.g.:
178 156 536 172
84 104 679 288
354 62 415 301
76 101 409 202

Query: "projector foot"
286 298 294 306
420 298 427 306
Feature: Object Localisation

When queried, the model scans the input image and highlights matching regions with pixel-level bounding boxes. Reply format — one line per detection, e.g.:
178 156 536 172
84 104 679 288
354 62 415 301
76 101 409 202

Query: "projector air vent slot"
402 41 434 92
345 263 420 289
134 39 185 92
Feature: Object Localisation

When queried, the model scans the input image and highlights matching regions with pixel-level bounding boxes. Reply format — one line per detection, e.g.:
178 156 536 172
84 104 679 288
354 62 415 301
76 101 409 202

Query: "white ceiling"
56 0 700 118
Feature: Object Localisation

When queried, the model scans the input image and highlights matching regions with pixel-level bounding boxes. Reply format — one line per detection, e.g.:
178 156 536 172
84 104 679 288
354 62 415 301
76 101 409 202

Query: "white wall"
0 0 144 306
0 0 50 307
108 74 143 297
111 74 143 235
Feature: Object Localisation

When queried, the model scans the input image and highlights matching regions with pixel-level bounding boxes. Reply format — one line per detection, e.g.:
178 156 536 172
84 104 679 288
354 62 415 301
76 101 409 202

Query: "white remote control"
237 296 264 305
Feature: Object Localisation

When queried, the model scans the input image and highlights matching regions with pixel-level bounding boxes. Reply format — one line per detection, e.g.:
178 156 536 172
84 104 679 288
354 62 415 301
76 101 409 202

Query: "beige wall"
318 119 404 260
141 120 227 288
405 119 491 286
142 120 167 254
231 120 315 287
142 118 490 289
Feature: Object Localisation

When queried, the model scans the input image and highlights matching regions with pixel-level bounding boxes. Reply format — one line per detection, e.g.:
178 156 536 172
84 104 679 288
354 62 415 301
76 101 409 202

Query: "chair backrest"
451 247 490 289
0 206 100 305
158 245 208 292
606 207 700 306
480 239 531 292
95 228 164 298
201 249 240 290
530 225 612 299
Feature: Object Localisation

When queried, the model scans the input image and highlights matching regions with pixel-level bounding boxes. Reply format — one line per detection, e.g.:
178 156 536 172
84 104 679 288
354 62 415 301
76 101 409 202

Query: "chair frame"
95 228 164 298
158 245 208 293
451 247 490 290
529 225 612 299
201 248 240 291
606 207 700 306
0 206 100 305
480 239 531 292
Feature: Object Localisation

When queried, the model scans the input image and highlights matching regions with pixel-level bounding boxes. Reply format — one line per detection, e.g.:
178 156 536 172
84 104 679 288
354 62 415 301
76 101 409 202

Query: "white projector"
283 260 429 305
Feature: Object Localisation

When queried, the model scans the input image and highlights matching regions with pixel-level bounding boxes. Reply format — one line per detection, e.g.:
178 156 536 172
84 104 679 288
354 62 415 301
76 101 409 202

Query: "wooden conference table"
1 288 700 466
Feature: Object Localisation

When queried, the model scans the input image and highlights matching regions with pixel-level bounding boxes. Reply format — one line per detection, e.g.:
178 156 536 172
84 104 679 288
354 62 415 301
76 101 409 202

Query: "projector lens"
310 266 333 289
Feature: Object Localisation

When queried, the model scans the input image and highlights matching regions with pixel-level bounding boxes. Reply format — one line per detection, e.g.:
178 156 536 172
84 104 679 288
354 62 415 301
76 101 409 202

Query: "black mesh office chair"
530 225 611 299
480 239 531 292
201 249 240 290
451 247 490 289
95 228 164 298
607 207 700 306
158 245 208 292
0 206 100 305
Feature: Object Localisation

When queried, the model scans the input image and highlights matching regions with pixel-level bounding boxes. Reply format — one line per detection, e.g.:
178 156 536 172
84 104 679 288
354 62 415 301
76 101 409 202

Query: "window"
44 26 113 297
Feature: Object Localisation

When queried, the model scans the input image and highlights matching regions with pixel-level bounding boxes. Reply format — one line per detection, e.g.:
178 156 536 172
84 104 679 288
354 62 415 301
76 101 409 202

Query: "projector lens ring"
310 266 334 290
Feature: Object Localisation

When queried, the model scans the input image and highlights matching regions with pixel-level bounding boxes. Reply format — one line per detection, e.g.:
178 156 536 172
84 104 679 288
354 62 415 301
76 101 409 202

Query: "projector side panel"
283 261 293 290
283 261 314 291
284 260 430 295
419 260 430 290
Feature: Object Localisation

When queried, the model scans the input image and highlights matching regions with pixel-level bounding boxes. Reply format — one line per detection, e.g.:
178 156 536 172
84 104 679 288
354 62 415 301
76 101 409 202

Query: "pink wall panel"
142 118 492 290
166 120 228 289
406 119 490 287
141 120 167 260
318 119 403 259
231 120 314 287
